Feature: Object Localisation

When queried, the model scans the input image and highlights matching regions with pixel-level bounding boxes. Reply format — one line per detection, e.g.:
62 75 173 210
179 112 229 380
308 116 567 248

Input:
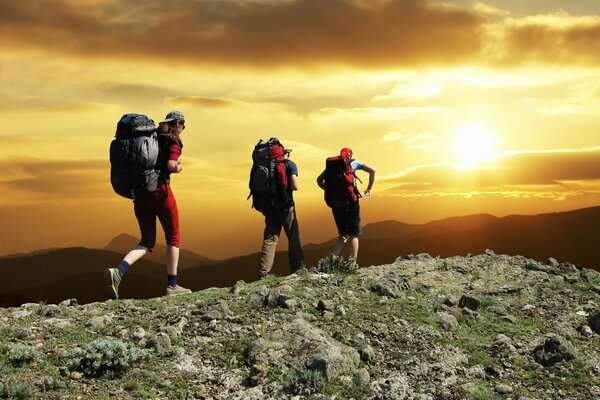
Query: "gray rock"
371 274 410 298
495 384 514 394
245 318 360 380
200 311 222 322
355 368 370 385
249 364 268 387
500 315 517 324
525 261 549 273
459 295 481 311
317 299 334 311
43 318 73 329
59 298 78 307
278 295 298 309
230 279 246 295
87 316 111 330
10 310 31 319
577 325 594 337
248 293 264 308
588 312 600 334
437 312 460 332
581 268 600 283
443 295 460 307
147 332 173 357
265 288 281 307
359 345 375 363
532 335 576 367
131 326 146 341
484 249 496 256
547 257 560 267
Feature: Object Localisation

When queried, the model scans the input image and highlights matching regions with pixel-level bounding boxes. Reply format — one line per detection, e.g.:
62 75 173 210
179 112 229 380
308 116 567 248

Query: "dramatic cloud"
0 158 108 198
3 1 600 68
493 14 600 65
382 148 600 194
0 0 482 68
166 96 236 108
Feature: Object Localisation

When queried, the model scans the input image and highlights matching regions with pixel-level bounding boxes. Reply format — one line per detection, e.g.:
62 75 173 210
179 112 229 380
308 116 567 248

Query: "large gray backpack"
110 114 160 199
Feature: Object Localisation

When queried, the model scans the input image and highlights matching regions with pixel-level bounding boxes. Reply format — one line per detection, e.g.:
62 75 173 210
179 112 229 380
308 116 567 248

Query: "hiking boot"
166 285 191 296
104 268 121 300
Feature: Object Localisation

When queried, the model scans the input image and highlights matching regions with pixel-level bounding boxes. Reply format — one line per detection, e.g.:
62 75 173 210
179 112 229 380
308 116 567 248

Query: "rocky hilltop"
1 252 599 400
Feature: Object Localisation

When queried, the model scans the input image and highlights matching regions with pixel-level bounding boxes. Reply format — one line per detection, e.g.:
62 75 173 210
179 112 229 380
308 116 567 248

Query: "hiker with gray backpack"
106 111 191 299
248 138 304 278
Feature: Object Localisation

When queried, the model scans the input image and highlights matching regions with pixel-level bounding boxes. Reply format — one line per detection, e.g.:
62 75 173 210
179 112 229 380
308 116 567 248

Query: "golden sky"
1 0 599 258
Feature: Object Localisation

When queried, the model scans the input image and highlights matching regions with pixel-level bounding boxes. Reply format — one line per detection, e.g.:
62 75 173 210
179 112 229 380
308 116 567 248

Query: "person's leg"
349 202 362 259
121 246 149 272
333 235 347 255
166 245 179 277
349 236 359 259
282 206 304 272
259 213 282 278
331 207 347 255
155 184 184 289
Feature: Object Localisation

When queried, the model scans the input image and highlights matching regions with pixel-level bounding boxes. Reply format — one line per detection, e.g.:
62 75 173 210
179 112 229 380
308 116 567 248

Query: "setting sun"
453 124 495 166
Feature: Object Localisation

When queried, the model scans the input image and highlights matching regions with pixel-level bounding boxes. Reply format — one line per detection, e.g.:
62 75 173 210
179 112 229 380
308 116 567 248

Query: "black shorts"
332 202 361 236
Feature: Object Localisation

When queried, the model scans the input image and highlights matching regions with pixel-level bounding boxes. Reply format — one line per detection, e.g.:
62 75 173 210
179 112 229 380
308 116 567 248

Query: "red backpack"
248 138 290 214
324 148 360 208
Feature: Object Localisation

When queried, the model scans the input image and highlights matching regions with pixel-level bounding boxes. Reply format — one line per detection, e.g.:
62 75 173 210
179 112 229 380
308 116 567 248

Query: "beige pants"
258 206 304 277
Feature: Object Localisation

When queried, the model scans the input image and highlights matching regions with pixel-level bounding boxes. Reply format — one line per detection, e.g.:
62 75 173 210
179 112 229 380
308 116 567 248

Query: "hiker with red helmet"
317 147 375 260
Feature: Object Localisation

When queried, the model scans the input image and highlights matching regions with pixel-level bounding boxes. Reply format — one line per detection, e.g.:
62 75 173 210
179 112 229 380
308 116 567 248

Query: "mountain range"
1 205 599 307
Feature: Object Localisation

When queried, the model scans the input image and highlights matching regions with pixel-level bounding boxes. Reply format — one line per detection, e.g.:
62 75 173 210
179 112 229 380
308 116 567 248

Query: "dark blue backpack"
109 114 160 199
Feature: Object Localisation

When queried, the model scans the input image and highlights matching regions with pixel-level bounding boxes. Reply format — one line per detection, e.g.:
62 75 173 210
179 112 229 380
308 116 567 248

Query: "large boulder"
245 318 360 380
532 334 576 367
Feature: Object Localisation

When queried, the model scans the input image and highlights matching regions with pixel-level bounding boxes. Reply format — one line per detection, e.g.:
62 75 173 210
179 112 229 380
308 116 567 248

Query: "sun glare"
453 124 495 167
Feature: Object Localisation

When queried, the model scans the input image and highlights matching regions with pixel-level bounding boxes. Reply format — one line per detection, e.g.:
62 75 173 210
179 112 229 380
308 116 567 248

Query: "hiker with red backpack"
248 139 304 278
105 111 191 299
317 147 375 260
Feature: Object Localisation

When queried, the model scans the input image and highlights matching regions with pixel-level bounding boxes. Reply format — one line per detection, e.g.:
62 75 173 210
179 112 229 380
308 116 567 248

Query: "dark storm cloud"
0 0 482 67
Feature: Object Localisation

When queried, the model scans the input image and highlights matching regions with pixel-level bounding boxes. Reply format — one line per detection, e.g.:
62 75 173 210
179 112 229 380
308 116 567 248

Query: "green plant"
0 382 34 400
37 376 62 392
479 297 500 308
63 338 149 378
468 387 500 400
284 367 325 394
35 300 52 317
7 344 37 366
315 254 359 274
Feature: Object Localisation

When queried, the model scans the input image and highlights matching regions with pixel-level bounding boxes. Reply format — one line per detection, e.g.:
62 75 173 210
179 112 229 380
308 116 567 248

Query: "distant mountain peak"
105 233 139 251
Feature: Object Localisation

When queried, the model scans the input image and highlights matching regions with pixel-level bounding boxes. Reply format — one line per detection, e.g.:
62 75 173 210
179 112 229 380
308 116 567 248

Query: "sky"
1 0 599 259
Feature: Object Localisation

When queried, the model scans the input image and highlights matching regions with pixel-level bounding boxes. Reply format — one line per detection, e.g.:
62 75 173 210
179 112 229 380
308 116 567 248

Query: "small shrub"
35 300 53 317
7 344 37 366
63 338 149 378
0 382 34 400
479 297 500 308
469 387 500 400
37 376 63 392
123 380 139 392
284 367 325 394
315 254 359 274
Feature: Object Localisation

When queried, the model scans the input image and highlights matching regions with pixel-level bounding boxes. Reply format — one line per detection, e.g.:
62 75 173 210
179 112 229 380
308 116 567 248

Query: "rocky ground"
0 251 599 400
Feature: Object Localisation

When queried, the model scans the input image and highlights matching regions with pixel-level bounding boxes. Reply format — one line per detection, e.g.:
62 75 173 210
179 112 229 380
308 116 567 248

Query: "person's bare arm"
289 174 299 191
361 164 375 197
167 159 182 173
316 171 327 190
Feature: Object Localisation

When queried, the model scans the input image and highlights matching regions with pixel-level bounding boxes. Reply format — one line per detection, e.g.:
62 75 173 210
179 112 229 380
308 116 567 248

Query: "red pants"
134 183 180 251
